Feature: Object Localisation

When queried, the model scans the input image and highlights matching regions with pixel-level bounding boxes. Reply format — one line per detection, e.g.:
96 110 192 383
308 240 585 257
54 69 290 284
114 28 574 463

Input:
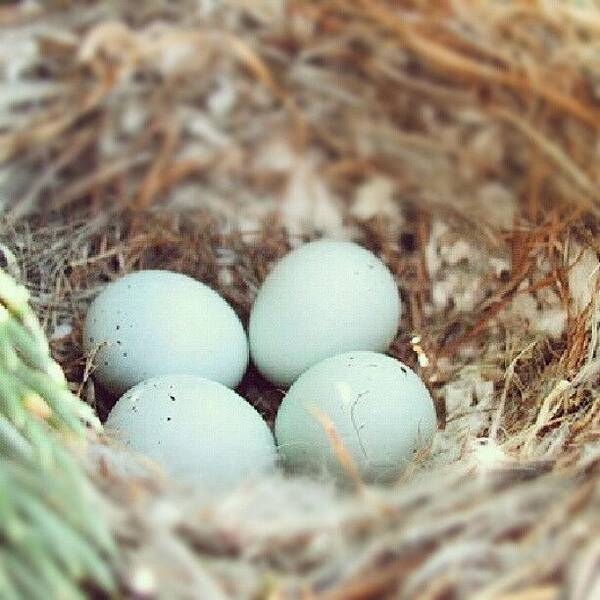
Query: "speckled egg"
274 351 437 483
249 240 401 387
105 375 276 490
84 270 248 396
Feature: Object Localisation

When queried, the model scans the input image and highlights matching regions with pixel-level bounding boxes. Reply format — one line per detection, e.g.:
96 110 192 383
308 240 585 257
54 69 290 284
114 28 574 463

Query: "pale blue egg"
275 351 436 483
106 375 276 490
84 270 248 396
250 241 401 387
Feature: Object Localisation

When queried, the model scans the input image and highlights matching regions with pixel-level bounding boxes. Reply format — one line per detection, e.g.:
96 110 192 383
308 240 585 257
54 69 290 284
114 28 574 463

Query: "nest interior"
2 1 600 598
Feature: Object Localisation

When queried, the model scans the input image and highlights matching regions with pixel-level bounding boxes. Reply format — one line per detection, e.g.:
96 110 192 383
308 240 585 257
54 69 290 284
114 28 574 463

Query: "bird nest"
2 1 600 597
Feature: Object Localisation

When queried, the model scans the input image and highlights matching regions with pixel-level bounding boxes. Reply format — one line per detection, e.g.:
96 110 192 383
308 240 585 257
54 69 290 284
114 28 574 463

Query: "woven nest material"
2 1 600 598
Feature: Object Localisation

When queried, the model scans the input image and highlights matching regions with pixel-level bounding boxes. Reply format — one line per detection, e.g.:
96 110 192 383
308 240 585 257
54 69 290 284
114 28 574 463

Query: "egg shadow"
237 363 285 428
93 381 118 424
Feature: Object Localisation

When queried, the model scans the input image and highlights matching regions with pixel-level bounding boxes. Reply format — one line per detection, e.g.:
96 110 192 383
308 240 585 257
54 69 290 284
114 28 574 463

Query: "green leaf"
0 267 117 597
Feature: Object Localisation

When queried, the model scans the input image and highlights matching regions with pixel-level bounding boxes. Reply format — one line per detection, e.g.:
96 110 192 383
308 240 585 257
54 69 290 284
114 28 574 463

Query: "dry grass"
2 0 600 597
